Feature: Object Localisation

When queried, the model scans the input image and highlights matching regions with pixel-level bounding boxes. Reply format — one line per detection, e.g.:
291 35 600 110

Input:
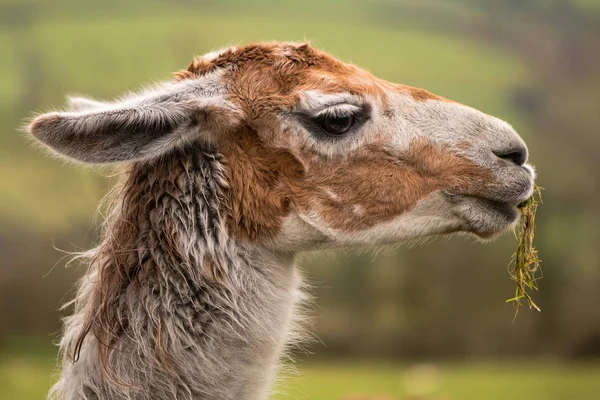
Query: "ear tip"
28 113 63 140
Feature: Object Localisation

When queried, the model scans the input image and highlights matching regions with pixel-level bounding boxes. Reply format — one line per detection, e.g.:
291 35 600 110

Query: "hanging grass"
506 185 543 316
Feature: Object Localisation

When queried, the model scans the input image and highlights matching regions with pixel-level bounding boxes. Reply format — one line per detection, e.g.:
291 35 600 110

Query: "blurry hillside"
1 0 599 360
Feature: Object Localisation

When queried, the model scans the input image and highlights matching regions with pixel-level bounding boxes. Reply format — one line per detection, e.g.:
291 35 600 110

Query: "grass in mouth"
507 185 543 316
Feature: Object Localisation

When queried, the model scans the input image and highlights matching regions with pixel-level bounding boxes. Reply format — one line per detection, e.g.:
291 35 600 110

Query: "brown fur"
290 139 495 231
221 134 496 238
220 127 304 241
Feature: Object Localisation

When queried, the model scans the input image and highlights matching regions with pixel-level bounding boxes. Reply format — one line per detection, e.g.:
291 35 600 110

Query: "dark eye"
316 114 355 135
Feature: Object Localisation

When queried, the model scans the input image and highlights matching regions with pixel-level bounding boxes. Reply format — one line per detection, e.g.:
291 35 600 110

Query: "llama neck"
51 146 304 400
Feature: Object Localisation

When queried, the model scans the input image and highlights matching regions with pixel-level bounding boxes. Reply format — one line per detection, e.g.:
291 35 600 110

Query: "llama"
27 42 535 400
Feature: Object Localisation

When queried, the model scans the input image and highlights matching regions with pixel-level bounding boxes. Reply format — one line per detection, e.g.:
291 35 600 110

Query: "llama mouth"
442 179 534 207
475 197 520 218
442 190 524 208
442 191 521 238
464 197 520 238
460 195 520 218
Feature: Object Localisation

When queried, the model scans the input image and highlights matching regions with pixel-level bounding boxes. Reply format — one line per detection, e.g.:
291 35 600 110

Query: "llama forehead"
185 44 392 155
181 42 315 77
180 42 385 98
178 42 461 120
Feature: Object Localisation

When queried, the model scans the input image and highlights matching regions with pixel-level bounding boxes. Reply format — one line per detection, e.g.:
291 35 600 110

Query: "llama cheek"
327 193 464 245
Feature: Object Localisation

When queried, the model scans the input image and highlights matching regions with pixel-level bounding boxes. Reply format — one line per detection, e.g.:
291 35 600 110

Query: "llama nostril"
493 147 527 167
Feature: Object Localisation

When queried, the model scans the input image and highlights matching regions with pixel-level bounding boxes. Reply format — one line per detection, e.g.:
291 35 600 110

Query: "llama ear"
28 81 241 164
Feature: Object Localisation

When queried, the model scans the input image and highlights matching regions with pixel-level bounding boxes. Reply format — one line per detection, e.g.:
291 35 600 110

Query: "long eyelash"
314 104 361 119
316 110 356 120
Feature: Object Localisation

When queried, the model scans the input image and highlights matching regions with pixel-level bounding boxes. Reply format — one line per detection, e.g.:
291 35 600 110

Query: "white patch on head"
352 204 365 216
324 188 340 201
397 93 525 155
314 103 362 119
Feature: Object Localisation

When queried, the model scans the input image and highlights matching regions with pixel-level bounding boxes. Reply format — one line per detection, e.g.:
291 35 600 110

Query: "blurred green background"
1 0 599 399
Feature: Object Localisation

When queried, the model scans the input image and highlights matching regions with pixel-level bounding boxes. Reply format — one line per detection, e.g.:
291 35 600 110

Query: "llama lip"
470 199 520 238
441 191 521 236
442 176 534 208
442 190 526 207
475 197 520 218
447 193 519 214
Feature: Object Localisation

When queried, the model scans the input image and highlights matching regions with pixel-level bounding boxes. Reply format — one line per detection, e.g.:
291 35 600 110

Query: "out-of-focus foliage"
1 0 599 374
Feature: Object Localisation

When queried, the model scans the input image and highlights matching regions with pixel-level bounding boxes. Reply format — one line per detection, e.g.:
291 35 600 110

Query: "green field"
1 353 600 400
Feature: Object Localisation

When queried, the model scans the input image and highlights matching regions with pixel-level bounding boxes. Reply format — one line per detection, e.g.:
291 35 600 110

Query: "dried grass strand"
507 185 543 317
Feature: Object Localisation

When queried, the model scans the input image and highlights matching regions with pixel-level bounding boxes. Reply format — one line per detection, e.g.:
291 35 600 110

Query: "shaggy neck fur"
50 144 304 400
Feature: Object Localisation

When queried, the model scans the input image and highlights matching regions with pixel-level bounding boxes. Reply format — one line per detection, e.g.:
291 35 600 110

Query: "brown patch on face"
221 131 496 240
287 138 495 232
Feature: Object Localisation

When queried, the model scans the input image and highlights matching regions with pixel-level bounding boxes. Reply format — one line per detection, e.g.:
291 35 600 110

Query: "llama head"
28 42 535 251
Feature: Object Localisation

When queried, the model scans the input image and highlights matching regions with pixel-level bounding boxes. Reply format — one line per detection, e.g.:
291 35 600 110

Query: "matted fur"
51 144 308 399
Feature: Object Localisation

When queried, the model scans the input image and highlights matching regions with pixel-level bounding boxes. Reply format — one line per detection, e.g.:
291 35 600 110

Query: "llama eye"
315 114 355 135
